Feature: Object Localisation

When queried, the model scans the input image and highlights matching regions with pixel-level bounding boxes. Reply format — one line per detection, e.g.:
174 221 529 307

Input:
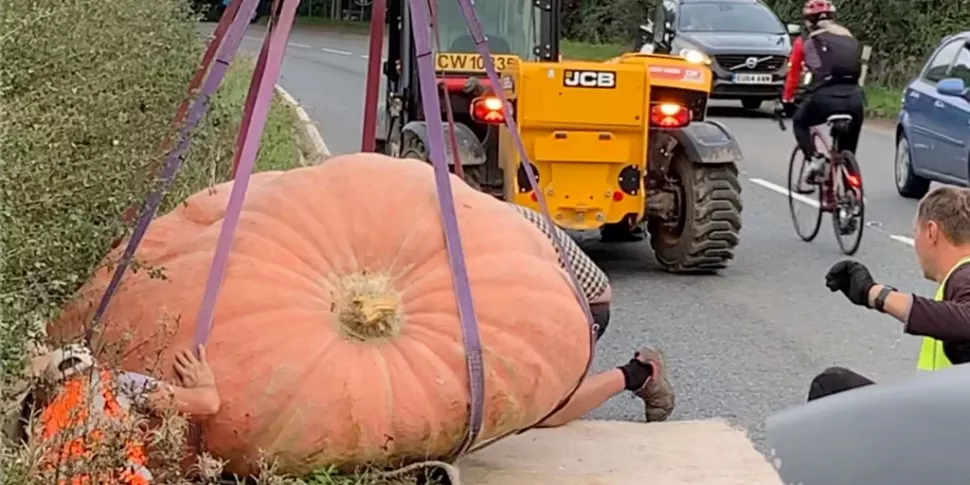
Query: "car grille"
714 54 786 72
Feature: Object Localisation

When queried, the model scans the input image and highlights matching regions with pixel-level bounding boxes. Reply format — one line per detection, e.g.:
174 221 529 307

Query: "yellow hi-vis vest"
916 256 970 371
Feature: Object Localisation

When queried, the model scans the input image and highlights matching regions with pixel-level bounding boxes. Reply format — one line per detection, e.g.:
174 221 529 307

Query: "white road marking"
748 177 915 248
241 37 355 57
322 47 352 56
890 235 915 246
748 177 819 208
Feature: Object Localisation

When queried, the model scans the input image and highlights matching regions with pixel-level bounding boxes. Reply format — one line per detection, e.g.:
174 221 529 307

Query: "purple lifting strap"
85 0 262 346
407 0 486 457
188 0 294 450
232 0 282 178
192 0 298 349
445 0 598 451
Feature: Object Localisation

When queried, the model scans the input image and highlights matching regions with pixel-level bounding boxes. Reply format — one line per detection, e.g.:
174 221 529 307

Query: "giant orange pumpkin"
50 153 591 476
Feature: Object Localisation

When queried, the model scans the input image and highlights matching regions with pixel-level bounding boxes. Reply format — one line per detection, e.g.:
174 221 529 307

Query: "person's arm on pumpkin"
124 345 221 417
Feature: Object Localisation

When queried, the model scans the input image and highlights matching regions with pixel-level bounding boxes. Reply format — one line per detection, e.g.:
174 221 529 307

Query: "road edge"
274 85 331 164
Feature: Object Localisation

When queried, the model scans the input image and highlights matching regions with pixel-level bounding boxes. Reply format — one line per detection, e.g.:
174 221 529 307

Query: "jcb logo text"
563 70 616 88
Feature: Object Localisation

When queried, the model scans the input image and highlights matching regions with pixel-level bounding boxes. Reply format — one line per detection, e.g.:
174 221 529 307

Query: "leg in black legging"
792 95 827 158
808 366 876 401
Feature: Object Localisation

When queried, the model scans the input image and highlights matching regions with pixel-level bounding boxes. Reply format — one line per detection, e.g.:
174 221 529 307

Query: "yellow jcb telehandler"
374 0 743 273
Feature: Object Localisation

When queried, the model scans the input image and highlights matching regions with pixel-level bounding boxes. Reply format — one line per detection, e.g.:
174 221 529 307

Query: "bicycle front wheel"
833 150 865 255
787 145 822 242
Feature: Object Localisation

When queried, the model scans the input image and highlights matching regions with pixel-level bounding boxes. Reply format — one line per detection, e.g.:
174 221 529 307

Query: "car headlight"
678 48 711 65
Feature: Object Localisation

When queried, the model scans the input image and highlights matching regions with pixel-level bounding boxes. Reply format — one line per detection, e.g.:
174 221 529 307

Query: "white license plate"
734 73 773 84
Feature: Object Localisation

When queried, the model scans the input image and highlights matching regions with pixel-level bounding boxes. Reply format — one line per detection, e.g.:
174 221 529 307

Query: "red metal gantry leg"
360 0 388 152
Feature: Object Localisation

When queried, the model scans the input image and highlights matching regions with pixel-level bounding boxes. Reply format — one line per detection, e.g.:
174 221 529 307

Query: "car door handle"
935 100 946 109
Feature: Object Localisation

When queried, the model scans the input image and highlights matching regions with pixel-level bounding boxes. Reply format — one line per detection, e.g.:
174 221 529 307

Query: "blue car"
895 32 970 198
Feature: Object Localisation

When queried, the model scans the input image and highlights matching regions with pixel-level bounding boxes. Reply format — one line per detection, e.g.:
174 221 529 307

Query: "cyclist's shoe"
796 154 827 193
632 347 675 422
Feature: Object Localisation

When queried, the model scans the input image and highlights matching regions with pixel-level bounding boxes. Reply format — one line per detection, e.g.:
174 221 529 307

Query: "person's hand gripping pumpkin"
173 345 216 389
155 345 221 417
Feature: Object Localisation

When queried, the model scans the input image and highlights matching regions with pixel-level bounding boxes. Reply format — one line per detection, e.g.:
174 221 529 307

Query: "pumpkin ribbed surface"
49 153 591 475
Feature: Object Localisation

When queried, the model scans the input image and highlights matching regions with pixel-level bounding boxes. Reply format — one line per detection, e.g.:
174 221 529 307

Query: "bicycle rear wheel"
787 145 822 241
833 150 865 255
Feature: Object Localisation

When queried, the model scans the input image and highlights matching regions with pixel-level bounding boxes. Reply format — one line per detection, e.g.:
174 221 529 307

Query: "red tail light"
471 96 506 124
846 172 861 188
649 103 690 128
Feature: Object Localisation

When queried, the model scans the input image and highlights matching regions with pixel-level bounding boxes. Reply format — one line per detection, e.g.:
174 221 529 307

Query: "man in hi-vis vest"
807 186 970 401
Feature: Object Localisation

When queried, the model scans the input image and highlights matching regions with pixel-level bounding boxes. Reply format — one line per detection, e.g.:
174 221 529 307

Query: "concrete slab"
457 419 783 485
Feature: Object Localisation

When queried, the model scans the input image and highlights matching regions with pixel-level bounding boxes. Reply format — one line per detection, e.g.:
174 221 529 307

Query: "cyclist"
776 0 865 193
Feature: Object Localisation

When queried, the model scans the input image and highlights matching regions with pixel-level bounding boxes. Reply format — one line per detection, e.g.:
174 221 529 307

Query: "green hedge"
0 0 300 399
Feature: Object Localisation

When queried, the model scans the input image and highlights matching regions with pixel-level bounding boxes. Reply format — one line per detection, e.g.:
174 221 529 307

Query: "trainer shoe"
632 347 675 422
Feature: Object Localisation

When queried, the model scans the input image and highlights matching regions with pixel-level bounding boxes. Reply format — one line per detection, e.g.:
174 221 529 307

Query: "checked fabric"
510 204 610 302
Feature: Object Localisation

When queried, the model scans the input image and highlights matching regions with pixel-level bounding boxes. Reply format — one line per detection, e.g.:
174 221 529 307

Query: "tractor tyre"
649 153 742 273
401 134 427 161
400 135 483 191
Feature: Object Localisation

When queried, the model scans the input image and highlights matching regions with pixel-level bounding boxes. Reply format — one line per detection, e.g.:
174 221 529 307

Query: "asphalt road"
233 25 937 448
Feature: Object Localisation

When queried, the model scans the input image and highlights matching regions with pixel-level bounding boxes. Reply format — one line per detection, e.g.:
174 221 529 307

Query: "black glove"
773 100 792 117
825 260 876 307
617 357 653 391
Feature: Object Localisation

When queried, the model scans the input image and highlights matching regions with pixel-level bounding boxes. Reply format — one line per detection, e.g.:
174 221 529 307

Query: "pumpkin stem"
335 273 403 341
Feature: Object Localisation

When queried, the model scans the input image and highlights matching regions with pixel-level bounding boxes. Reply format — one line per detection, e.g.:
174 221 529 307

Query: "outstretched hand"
174 344 216 389
772 99 789 117
825 260 876 307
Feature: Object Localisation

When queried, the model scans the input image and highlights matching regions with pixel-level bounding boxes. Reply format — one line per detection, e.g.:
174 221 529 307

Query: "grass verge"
863 83 903 120
220 58 304 171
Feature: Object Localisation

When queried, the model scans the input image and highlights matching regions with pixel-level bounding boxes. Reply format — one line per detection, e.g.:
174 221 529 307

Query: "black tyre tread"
655 163 743 273
401 135 484 191
898 177 929 199
895 139 930 199
834 150 866 255
788 145 822 241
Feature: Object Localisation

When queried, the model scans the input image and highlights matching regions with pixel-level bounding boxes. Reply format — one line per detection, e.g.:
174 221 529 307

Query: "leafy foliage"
561 0 653 46
0 0 299 419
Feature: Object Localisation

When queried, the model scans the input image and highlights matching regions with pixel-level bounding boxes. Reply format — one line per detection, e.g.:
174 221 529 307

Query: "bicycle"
774 108 865 255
